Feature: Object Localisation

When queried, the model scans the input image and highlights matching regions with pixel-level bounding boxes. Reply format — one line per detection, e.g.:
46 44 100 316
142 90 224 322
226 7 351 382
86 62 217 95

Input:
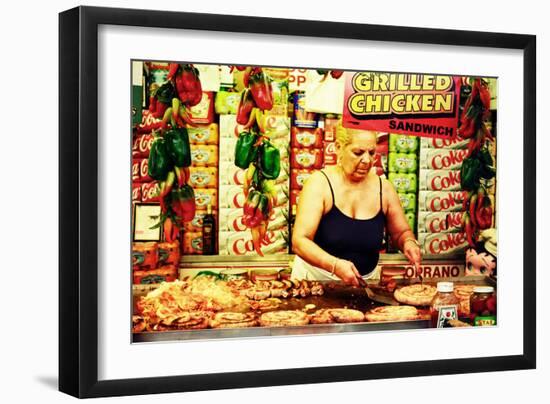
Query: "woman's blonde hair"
335 120 378 148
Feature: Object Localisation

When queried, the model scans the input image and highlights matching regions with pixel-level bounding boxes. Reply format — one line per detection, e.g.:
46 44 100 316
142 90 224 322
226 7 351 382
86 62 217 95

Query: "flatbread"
365 305 420 322
394 284 437 306
259 310 309 327
209 312 257 328
310 308 365 324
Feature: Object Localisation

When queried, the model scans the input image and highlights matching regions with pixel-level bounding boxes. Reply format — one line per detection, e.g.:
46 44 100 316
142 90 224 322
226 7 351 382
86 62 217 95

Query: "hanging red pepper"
167 63 180 81
153 101 169 119
458 116 476 139
176 64 203 107
149 96 157 114
463 213 476 247
469 192 478 228
236 88 256 125
248 68 273 111
250 225 264 256
164 217 178 242
330 70 344 79
475 192 493 230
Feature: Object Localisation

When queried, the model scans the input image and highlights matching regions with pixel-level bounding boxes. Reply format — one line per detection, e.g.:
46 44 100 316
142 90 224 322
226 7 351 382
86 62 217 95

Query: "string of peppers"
233 66 281 256
146 63 203 242
458 78 496 246
315 69 344 81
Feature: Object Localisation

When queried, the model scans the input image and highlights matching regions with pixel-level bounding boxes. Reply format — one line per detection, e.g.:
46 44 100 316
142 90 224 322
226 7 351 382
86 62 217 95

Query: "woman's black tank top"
313 171 386 275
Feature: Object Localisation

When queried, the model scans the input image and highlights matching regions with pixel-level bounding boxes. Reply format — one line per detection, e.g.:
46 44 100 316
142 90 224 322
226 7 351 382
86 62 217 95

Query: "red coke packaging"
132 133 155 158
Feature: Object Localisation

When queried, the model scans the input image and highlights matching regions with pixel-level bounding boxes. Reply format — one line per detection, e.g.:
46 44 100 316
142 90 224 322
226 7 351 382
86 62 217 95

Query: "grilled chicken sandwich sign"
343 72 461 139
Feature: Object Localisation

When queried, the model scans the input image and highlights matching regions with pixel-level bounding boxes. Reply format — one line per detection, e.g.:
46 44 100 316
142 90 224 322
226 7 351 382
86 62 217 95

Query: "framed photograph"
132 203 162 241
59 6 536 398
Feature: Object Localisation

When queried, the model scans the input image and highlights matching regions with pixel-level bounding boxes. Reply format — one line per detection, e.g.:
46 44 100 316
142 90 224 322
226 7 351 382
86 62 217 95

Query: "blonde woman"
291 123 421 286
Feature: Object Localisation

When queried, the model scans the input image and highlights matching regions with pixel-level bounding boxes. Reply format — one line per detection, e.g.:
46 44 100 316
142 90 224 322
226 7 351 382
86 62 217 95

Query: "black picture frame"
59 5 536 398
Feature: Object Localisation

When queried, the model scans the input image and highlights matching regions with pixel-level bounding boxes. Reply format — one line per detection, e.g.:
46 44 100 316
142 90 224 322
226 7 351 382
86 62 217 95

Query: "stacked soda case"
132 241 180 284
218 114 290 256
181 122 220 255
387 134 420 251
417 137 471 255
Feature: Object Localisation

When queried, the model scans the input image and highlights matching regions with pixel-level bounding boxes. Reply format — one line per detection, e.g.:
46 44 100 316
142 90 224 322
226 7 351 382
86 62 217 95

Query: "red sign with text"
343 72 461 139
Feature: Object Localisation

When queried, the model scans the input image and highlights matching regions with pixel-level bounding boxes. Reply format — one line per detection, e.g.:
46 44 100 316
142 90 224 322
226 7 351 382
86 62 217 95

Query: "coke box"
418 232 468 255
218 229 289 256
219 137 238 162
219 114 238 139
132 133 155 158
219 162 245 186
135 110 163 134
132 159 141 182
132 183 142 202
183 210 218 233
290 169 317 190
188 167 218 188
132 158 152 183
141 182 160 203
183 231 203 255
139 158 152 182
418 190 469 212
291 148 323 169
417 211 465 233
219 185 246 209
187 123 219 145
324 142 337 166
219 207 289 232
419 169 461 191
194 188 217 210
420 137 469 150
291 127 324 148
219 185 289 209
263 116 291 141
190 145 219 167
420 148 469 170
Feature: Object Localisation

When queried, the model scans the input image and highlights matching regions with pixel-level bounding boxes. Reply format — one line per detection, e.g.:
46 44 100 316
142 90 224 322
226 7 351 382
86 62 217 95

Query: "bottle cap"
206 204 212 214
473 286 494 294
436 282 454 293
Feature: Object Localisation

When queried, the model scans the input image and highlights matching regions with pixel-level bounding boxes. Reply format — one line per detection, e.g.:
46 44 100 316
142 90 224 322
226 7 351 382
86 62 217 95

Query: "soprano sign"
343 72 461 139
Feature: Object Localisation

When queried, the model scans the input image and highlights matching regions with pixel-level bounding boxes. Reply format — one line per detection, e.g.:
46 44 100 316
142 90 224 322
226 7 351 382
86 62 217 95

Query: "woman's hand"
403 239 422 276
334 258 362 286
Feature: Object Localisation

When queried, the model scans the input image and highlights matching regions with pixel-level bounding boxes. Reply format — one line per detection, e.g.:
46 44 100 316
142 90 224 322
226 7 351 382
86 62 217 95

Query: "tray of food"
131 274 439 342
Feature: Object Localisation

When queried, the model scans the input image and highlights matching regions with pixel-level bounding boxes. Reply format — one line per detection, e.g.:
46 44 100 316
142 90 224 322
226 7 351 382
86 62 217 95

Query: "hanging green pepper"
164 128 191 168
460 156 482 191
259 141 281 179
148 137 171 181
478 147 496 179
234 132 259 169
